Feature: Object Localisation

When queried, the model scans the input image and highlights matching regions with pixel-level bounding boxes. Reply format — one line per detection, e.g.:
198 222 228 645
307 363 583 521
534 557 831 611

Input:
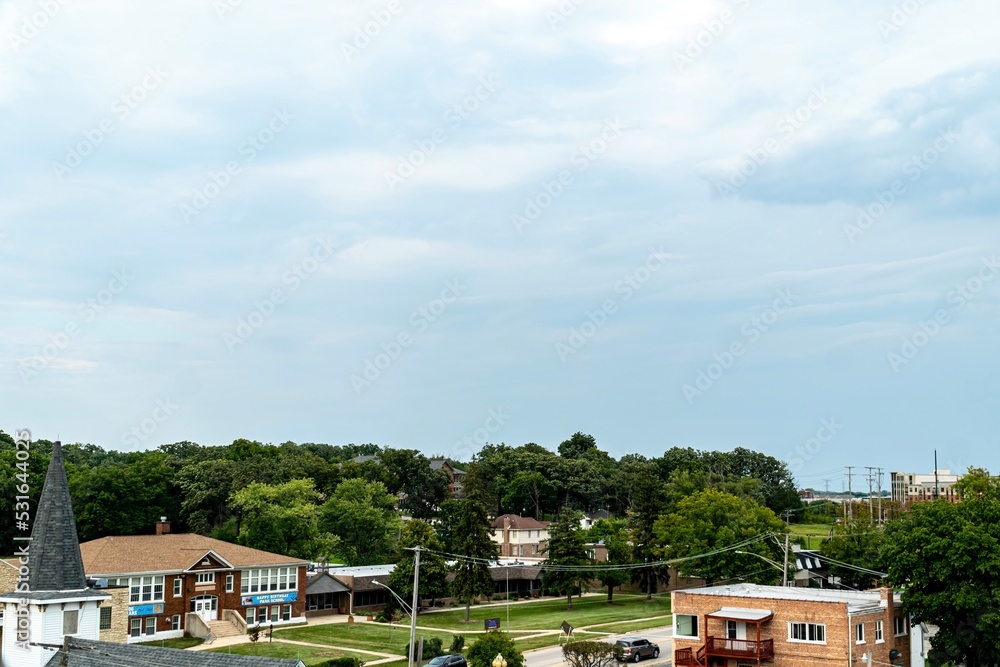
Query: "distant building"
429 459 467 498
491 515 550 558
672 583 911 667
580 510 611 530
891 470 961 505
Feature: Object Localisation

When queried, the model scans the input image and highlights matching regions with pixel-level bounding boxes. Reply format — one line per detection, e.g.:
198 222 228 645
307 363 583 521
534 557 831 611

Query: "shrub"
406 637 444 661
450 635 466 653
316 659 365 667
562 641 621 667
467 632 524 667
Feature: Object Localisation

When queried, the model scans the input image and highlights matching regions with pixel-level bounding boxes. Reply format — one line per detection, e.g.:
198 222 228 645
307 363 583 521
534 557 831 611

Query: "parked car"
615 637 660 662
427 655 468 667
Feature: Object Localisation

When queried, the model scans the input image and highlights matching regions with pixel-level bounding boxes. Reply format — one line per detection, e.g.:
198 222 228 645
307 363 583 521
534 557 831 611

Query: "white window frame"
247 608 256 625
172 615 181 631
226 574 235 592
196 572 216 584
675 614 699 639
145 617 156 636
240 567 298 594
129 575 165 603
99 607 112 631
173 577 183 597
894 616 908 637
130 618 142 638
788 621 826 644
856 622 866 645
282 604 292 621
875 620 884 643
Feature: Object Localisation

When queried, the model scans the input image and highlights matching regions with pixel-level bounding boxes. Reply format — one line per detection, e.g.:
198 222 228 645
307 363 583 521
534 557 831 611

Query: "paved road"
524 627 674 667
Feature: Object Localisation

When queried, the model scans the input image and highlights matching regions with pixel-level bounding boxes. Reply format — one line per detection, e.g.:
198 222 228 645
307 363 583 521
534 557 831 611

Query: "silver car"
615 637 660 662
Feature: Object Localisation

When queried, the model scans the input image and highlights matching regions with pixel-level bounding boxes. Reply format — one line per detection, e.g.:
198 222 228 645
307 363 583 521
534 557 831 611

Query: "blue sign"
242 592 298 606
484 618 501 630
128 604 164 617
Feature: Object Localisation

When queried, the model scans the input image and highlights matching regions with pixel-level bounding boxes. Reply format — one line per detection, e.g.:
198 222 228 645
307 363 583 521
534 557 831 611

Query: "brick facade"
672 585 911 667
99 587 131 643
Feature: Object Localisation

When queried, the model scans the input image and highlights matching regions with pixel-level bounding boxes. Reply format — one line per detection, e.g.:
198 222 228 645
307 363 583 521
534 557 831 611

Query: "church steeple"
28 441 88 591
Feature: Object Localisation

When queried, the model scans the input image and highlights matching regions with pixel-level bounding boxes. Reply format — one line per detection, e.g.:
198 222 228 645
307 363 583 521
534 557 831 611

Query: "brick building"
672 583 910 667
79 522 308 643
491 515 550 558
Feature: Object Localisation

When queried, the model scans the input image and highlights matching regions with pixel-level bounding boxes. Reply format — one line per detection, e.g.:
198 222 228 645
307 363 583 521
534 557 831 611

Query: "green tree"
542 509 592 609
386 520 449 608
627 467 671 598
883 484 1000 667
230 479 337 559
588 519 631 603
562 641 621 667
558 433 599 459
379 449 451 520
322 478 401 565
450 495 499 621
655 489 786 586
467 632 524 667
175 458 239 534
820 508 884 589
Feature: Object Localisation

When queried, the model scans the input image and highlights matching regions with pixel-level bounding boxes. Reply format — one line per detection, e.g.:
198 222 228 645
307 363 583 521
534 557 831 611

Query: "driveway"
524 627 674 667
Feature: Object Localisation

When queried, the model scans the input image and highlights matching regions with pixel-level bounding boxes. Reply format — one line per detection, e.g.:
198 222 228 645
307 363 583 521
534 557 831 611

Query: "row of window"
674 614 909 644
129 615 182 638
106 576 166 603
247 605 293 625
241 567 299 594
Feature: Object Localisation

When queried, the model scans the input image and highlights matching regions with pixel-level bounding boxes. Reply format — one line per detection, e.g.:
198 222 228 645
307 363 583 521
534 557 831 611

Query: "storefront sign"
241 592 298 606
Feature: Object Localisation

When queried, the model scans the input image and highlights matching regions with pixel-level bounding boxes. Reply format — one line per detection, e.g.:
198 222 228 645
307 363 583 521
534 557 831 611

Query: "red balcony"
705 636 775 660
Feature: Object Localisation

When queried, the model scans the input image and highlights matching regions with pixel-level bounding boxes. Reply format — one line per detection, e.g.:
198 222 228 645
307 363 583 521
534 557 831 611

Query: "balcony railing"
705 637 775 660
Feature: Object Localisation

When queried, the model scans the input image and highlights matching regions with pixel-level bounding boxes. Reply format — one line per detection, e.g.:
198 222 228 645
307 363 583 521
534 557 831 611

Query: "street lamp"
492 654 508 667
374 581 413 617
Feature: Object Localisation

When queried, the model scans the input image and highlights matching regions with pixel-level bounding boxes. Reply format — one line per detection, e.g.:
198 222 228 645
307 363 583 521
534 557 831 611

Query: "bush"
374 609 400 623
562 641 621 667
450 635 466 653
316 659 365 667
406 637 444 661
467 632 524 667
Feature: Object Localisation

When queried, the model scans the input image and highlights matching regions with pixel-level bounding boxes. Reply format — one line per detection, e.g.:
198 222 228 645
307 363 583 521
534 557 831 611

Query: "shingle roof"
30 441 89 592
306 572 351 595
80 534 308 576
491 514 550 530
47 637 303 667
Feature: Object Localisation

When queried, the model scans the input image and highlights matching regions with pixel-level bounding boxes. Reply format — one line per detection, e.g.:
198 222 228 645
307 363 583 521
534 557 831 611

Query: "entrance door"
726 621 747 652
193 596 218 622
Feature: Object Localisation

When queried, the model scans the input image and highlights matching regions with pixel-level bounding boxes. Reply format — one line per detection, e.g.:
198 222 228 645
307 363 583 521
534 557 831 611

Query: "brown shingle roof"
490 514 550 530
80 534 307 576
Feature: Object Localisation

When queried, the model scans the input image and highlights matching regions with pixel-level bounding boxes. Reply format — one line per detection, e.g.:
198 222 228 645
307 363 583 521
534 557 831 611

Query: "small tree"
562 641 621 667
406 638 444 661
450 635 466 653
542 509 592 610
248 625 261 644
450 489 499 622
467 632 525 667
588 519 631 603
387 520 450 609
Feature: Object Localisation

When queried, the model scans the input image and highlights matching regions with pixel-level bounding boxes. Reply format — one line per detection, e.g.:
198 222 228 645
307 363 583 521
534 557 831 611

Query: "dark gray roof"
306 572 350 595
31 441 89 592
47 637 304 667
0 588 107 602
351 455 377 464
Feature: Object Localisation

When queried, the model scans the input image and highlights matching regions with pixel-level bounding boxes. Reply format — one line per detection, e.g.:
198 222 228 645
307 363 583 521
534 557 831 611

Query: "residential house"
672 583 910 667
491 515 550 559
430 459 467 498
580 510 611 530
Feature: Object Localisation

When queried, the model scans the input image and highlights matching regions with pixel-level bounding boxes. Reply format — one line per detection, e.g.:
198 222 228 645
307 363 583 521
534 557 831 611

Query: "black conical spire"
28 441 88 591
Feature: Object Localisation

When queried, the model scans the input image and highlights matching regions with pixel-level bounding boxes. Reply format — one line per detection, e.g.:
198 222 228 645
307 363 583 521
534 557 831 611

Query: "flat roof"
676 583 899 614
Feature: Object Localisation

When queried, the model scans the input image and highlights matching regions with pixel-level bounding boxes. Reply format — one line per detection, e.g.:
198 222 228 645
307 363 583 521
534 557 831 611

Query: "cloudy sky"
3 0 998 487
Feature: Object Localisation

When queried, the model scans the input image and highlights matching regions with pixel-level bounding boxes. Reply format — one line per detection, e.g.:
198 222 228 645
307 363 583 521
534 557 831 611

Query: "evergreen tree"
451 492 499 621
542 509 592 609
628 467 671 598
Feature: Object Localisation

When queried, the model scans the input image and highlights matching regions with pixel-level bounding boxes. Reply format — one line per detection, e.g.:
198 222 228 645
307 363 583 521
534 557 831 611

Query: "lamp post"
373 581 413 618
492 654 508 667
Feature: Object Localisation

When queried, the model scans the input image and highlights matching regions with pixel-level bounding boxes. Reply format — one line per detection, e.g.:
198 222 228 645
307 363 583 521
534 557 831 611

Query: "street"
524 627 674 667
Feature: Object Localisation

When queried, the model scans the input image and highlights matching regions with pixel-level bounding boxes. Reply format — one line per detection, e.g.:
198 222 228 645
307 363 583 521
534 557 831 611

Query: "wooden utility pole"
408 547 421 667
782 534 790 587
846 467 855 521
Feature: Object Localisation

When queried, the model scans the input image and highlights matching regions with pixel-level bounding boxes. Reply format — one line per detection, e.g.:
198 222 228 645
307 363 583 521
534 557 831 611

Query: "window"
789 622 826 643
856 623 865 644
63 610 79 635
226 575 234 592
241 567 298 594
247 608 256 625
145 617 156 636
130 618 142 638
128 576 165 603
196 572 215 584
282 605 291 621
675 614 699 638
271 605 280 623
100 607 112 630
895 616 907 636
875 620 884 643
172 615 181 631
173 578 182 597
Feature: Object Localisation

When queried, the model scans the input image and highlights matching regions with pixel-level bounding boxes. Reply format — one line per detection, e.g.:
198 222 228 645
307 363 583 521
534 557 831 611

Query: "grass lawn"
273 622 458 656
208 641 374 666
579 616 674 636
139 637 205 649
415 594 672 633
790 523 835 549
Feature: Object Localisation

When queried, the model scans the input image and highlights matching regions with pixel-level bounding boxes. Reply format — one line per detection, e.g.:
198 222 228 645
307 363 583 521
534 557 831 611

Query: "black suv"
427 655 468 667
614 637 660 662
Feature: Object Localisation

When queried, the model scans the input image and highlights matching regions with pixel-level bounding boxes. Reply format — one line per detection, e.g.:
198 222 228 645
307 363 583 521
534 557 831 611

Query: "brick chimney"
881 587 895 649
156 516 171 536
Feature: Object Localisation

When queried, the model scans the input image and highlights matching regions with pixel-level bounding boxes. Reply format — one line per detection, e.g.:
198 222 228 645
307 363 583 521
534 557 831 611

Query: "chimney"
156 517 171 536
881 587 895 649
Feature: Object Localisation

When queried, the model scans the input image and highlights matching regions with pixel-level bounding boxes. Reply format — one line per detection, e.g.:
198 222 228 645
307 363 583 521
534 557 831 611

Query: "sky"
2 0 998 490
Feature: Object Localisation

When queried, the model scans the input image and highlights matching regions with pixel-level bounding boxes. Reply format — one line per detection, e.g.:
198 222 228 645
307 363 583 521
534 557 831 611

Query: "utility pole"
865 467 876 525
782 534 790 587
877 468 883 526
408 547 421 667
934 450 939 500
646 556 653 601
846 467 855 521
